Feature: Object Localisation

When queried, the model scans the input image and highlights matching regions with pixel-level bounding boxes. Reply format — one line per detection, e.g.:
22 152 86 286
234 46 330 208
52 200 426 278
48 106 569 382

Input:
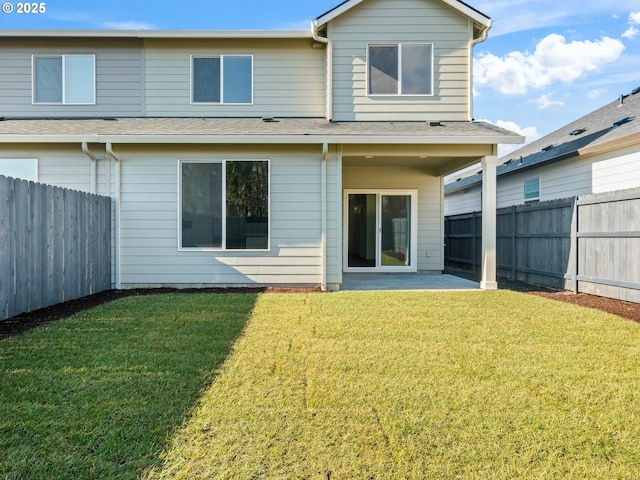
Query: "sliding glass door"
344 190 417 272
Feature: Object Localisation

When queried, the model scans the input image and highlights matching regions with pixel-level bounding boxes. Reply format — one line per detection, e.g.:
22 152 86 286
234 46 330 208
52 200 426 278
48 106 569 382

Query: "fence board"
445 190 640 301
0 176 111 321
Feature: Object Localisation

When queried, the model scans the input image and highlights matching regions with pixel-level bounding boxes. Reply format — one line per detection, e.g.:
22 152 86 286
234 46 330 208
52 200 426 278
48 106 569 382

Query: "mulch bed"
0 286 319 341
1 280 638 342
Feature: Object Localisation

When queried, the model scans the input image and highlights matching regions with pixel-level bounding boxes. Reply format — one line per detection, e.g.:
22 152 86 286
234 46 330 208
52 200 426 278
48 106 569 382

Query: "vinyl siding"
445 142 640 213
343 165 443 271
114 145 324 287
328 0 472 121
444 184 481 215
0 38 144 117
144 38 325 118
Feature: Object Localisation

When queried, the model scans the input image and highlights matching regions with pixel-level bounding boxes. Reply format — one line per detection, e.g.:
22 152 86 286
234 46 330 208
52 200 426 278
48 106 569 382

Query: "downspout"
312 21 332 121
106 143 122 290
81 141 98 194
321 142 328 291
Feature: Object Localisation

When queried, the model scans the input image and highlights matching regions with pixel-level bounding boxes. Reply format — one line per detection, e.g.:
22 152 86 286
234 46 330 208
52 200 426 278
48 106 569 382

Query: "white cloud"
623 12 640 39
102 21 155 30
533 94 565 110
478 119 540 157
474 34 625 95
588 88 608 99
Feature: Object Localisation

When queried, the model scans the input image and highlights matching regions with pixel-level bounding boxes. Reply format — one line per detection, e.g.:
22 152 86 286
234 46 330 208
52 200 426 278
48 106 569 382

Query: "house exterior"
0 0 521 291
445 87 640 215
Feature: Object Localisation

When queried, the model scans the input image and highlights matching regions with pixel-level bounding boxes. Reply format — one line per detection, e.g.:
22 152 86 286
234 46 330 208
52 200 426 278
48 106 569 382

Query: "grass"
1 291 640 479
0 293 256 480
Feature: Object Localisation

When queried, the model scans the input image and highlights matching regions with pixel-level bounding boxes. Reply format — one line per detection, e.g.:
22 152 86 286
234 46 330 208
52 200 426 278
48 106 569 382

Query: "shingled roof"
445 86 640 193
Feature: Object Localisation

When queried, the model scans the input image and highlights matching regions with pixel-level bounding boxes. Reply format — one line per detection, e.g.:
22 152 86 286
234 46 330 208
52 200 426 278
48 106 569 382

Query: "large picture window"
180 160 269 250
192 55 253 104
33 55 95 104
368 44 433 96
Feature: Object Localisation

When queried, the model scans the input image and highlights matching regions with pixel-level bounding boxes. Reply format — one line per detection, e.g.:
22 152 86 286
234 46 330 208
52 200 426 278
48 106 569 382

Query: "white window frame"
178 159 270 252
366 43 434 97
32 54 96 105
0 158 38 182
524 177 541 202
190 55 254 105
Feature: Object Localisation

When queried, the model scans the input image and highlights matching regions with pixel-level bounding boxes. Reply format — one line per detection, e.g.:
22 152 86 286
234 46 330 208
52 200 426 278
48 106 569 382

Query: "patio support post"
480 153 498 290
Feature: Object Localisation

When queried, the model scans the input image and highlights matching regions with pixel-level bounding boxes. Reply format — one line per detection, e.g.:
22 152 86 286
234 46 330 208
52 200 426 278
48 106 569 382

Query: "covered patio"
340 273 479 291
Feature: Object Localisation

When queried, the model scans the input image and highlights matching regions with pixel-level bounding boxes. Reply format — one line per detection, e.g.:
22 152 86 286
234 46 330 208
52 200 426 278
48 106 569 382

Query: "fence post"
570 197 579 293
511 206 517 280
472 211 477 272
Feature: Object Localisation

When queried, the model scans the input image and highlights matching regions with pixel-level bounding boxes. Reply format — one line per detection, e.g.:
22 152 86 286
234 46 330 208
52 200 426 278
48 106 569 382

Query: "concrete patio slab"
340 273 480 291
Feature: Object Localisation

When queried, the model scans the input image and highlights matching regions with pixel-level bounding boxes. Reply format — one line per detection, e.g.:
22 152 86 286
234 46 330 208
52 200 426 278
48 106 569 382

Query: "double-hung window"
180 160 269 250
33 54 96 104
368 43 433 96
192 55 253 104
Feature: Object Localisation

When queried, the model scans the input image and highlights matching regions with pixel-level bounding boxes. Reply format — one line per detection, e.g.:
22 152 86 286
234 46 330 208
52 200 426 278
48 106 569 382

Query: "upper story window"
368 44 433 96
192 55 253 104
33 55 96 105
524 178 540 202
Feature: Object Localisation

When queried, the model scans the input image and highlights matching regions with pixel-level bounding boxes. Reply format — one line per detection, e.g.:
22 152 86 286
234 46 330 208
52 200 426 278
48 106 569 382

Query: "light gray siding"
144 39 325 118
114 145 324 287
444 183 481 215
0 38 144 117
328 0 472 121
445 142 640 213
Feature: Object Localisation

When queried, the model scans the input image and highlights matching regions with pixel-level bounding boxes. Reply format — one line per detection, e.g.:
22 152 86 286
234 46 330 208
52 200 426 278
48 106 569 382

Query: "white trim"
315 0 490 30
190 54 254 106
178 158 271 252
32 54 96 106
343 189 418 273
367 43 434 97
2 29 314 39
0 133 525 145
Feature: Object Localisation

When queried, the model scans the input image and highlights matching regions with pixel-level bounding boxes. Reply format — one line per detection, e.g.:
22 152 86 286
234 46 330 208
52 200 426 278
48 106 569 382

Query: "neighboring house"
0 0 521 290
445 86 640 215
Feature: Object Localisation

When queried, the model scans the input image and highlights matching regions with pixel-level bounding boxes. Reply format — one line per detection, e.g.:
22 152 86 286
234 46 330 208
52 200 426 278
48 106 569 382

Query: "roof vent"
569 128 586 136
541 145 554 152
429 121 444 127
632 86 640 95
262 117 278 123
613 116 632 127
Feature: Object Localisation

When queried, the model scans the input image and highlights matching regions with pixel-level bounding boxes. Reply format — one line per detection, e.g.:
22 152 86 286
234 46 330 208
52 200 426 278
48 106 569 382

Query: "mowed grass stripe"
144 291 640 480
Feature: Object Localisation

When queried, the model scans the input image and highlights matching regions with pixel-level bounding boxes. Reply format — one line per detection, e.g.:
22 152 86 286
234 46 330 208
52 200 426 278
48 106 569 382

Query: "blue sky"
2 0 640 157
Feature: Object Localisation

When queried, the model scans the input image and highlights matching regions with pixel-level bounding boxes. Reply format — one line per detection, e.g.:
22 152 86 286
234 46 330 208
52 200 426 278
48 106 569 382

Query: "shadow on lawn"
0 293 257 480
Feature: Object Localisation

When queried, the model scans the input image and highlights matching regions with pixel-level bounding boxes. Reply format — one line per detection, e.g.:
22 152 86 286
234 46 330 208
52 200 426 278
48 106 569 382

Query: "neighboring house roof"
0 118 520 145
445 86 640 193
315 0 491 39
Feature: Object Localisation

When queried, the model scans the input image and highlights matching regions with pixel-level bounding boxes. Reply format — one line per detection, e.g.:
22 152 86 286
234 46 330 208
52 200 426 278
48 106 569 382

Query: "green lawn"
2 291 640 479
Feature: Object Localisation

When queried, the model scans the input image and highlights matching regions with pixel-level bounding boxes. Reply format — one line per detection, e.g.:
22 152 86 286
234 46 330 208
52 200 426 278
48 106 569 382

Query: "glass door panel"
347 194 377 268
381 195 411 267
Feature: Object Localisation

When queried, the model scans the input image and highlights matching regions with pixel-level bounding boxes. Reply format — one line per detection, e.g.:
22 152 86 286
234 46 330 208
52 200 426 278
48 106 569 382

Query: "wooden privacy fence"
0 175 111 321
445 188 640 303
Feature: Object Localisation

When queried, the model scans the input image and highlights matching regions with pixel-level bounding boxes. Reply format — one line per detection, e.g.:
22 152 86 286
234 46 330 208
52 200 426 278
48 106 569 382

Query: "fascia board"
315 0 490 28
0 134 524 145
0 29 314 39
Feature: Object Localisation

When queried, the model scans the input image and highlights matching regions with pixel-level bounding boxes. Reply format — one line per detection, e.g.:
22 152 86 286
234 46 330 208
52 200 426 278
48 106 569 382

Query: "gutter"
81 141 98 194
106 143 122 290
311 21 333 122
